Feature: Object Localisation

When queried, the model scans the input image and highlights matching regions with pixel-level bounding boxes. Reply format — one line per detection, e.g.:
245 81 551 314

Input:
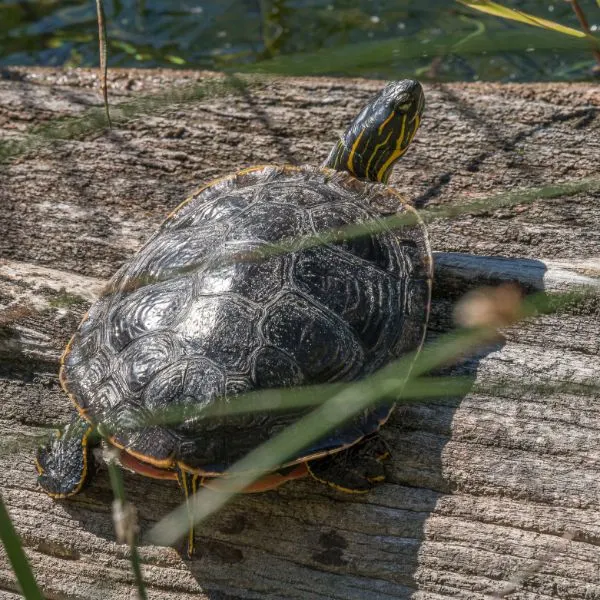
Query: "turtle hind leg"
36 413 94 498
176 468 200 559
307 435 390 493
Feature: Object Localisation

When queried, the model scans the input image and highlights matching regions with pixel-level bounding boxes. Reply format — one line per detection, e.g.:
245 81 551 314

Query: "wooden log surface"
0 68 599 600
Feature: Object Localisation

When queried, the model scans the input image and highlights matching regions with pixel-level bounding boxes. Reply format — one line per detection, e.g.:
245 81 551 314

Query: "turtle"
36 79 432 556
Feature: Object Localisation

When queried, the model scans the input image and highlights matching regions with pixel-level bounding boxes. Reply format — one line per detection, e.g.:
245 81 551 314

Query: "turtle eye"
395 102 412 113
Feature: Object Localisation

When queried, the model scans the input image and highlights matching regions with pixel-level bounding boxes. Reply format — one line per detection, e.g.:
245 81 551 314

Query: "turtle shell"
61 165 432 475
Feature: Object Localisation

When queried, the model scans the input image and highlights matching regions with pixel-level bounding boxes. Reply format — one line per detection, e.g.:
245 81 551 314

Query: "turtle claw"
306 434 390 493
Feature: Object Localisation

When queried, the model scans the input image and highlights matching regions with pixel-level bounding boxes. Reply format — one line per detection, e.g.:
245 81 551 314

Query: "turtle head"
323 79 424 183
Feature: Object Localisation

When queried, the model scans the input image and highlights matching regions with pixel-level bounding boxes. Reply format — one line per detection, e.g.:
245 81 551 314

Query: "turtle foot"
306 434 390 493
36 414 93 498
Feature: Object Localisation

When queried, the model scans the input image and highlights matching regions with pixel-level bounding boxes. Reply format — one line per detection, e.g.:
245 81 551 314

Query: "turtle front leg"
36 413 94 498
176 468 201 558
306 435 390 493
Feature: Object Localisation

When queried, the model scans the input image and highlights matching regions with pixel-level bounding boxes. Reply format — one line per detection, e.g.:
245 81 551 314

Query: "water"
0 0 598 81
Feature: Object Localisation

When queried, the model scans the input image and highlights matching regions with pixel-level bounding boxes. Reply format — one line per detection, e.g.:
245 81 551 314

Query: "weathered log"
0 68 599 600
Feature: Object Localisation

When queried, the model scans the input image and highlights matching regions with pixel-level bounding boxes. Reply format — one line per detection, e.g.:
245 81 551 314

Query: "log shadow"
56 256 547 599
53 345 497 599
171 344 505 598
413 85 597 209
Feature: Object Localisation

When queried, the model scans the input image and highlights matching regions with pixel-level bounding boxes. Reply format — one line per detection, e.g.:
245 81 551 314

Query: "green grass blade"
97 176 600 299
146 325 494 547
146 283 598 547
106 460 147 600
95 0 112 128
0 74 256 163
0 495 44 600
240 28 593 76
257 178 600 260
457 0 593 39
421 178 600 223
453 14 486 49
140 376 474 427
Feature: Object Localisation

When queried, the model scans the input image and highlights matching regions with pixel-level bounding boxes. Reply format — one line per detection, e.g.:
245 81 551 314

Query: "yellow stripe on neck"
346 129 364 176
366 130 393 180
378 110 395 136
376 114 407 182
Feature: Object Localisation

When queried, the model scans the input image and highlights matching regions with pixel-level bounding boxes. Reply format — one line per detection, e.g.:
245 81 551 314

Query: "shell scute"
117 333 181 394
260 291 365 383
141 358 226 427
166 193 251 232
175 295 259 373
195 242 286 305
251 346 304 389
63 326 103 367
259 183 331 209
104 402 177 463
293 246 404 360
225 378 253 397
116 426 175 463
108 278 193 351
228 201 308 244
309 203 399 274
62 346 112 402
84 377 126 415
79 297 110 332
122 222 229 289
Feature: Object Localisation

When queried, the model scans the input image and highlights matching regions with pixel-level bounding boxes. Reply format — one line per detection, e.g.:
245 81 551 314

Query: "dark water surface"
0 0 598 81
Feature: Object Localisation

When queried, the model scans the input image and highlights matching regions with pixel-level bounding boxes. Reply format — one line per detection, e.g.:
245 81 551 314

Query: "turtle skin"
60 165 432 476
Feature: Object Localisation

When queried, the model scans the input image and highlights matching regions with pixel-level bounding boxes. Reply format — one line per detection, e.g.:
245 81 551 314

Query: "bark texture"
0 68 599 600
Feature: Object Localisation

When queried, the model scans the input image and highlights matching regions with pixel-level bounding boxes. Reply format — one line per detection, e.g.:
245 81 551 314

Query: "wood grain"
0 68 599 600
